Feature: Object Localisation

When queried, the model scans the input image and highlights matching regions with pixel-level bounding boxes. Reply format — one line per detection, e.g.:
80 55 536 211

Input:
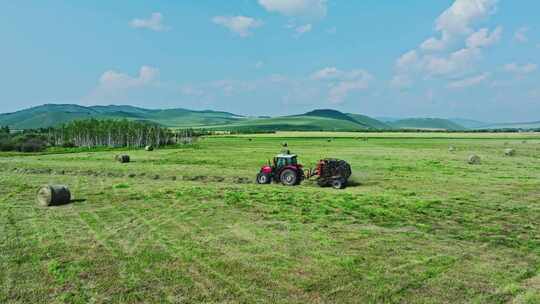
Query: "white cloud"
258 0 327 18
295 24 312 35
329 80 370 104
393 47 482 83
447 73 489 89
395 50 419 71
212 16 262 37
85 66 161 103
425 47 482 76
421 0 498 51
311 67 340 80
390 74 413 90
436 0 497 35
504 63 538 75
311 67 370 81
98 66 160 90
466 27 502 48
392 0 500 88
182 79 258 98
130 13 168 31
312 67 373 104
211 80 257 96
420 37 449 52
326 27 337 35
514 27 529 43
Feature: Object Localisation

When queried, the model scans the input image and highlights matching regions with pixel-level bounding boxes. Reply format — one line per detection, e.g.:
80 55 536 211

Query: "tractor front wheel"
280 169 298 186
256 173 271 184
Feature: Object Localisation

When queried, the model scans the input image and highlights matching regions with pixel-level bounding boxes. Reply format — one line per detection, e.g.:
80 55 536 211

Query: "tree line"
45 119 194 148
0 119 198 152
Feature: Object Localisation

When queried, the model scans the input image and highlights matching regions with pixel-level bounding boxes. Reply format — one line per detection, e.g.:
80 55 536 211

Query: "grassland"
1 133 540 303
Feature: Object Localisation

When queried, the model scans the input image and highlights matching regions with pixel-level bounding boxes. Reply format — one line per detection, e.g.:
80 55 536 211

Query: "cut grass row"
1 133 539 303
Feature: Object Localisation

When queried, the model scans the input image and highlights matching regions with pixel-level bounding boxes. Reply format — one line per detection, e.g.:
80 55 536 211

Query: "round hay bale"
145 145 154 151
449 146 456 152
116 155 130 163
504 148 516 156
36 185 71 207
468 154 481 165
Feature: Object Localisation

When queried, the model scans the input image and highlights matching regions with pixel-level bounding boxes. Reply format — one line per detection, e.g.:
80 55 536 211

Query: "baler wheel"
331 178 346 189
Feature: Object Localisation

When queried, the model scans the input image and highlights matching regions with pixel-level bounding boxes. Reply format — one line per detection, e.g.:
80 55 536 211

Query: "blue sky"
1 0 539 122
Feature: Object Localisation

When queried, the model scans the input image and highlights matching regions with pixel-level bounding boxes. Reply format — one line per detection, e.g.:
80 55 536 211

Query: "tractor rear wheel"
280 169 298 186
256 173 271 184
331 178 346 189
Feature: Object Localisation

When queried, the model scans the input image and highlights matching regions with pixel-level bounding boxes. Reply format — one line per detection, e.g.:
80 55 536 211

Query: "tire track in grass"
79 206 207 302
37 205 105 303
124 197 221 299
122 209 214 301
122 206 245 301
0 189 56 302
78 210 131 285
142 191 312 302
122 204 262 303
0 190 19 302
0 189 43 300
132 192 331 302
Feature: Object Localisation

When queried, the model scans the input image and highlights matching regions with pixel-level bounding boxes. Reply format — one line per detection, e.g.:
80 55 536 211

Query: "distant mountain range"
0 104 537 131
0 104 242 130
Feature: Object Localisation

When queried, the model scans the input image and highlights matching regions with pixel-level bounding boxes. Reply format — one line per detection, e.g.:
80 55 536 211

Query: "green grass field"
1 133 540 303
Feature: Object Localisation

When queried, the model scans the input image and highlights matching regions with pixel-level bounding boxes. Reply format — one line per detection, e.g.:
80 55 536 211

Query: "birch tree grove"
47 119 195 148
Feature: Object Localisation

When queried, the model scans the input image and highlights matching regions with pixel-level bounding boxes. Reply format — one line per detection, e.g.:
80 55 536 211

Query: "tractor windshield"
276 156 297 167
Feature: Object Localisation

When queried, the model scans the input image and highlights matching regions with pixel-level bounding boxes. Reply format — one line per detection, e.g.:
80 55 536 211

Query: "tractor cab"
273 154 298 168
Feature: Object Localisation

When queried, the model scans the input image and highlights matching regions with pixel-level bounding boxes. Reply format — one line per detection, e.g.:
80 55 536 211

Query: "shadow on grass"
48 199 86 207
347 180 363 187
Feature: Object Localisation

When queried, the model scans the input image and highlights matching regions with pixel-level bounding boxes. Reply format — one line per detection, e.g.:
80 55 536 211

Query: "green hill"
0 105 391 131
389 118 465 131
347 113 392 130
301 109 367 126
202 115 370 132
202 109 392 132
6 104 507 132
0 104 242 129
477 121 540 130
449 118 489 129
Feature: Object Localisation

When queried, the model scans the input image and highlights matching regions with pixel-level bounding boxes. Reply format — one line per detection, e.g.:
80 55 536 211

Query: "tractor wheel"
256 173 271 184
280 169 298 186
331 178 346 189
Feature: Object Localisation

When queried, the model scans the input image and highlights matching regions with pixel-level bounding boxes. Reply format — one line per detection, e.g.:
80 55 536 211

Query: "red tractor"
256 154 351 189
256 154 305 186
